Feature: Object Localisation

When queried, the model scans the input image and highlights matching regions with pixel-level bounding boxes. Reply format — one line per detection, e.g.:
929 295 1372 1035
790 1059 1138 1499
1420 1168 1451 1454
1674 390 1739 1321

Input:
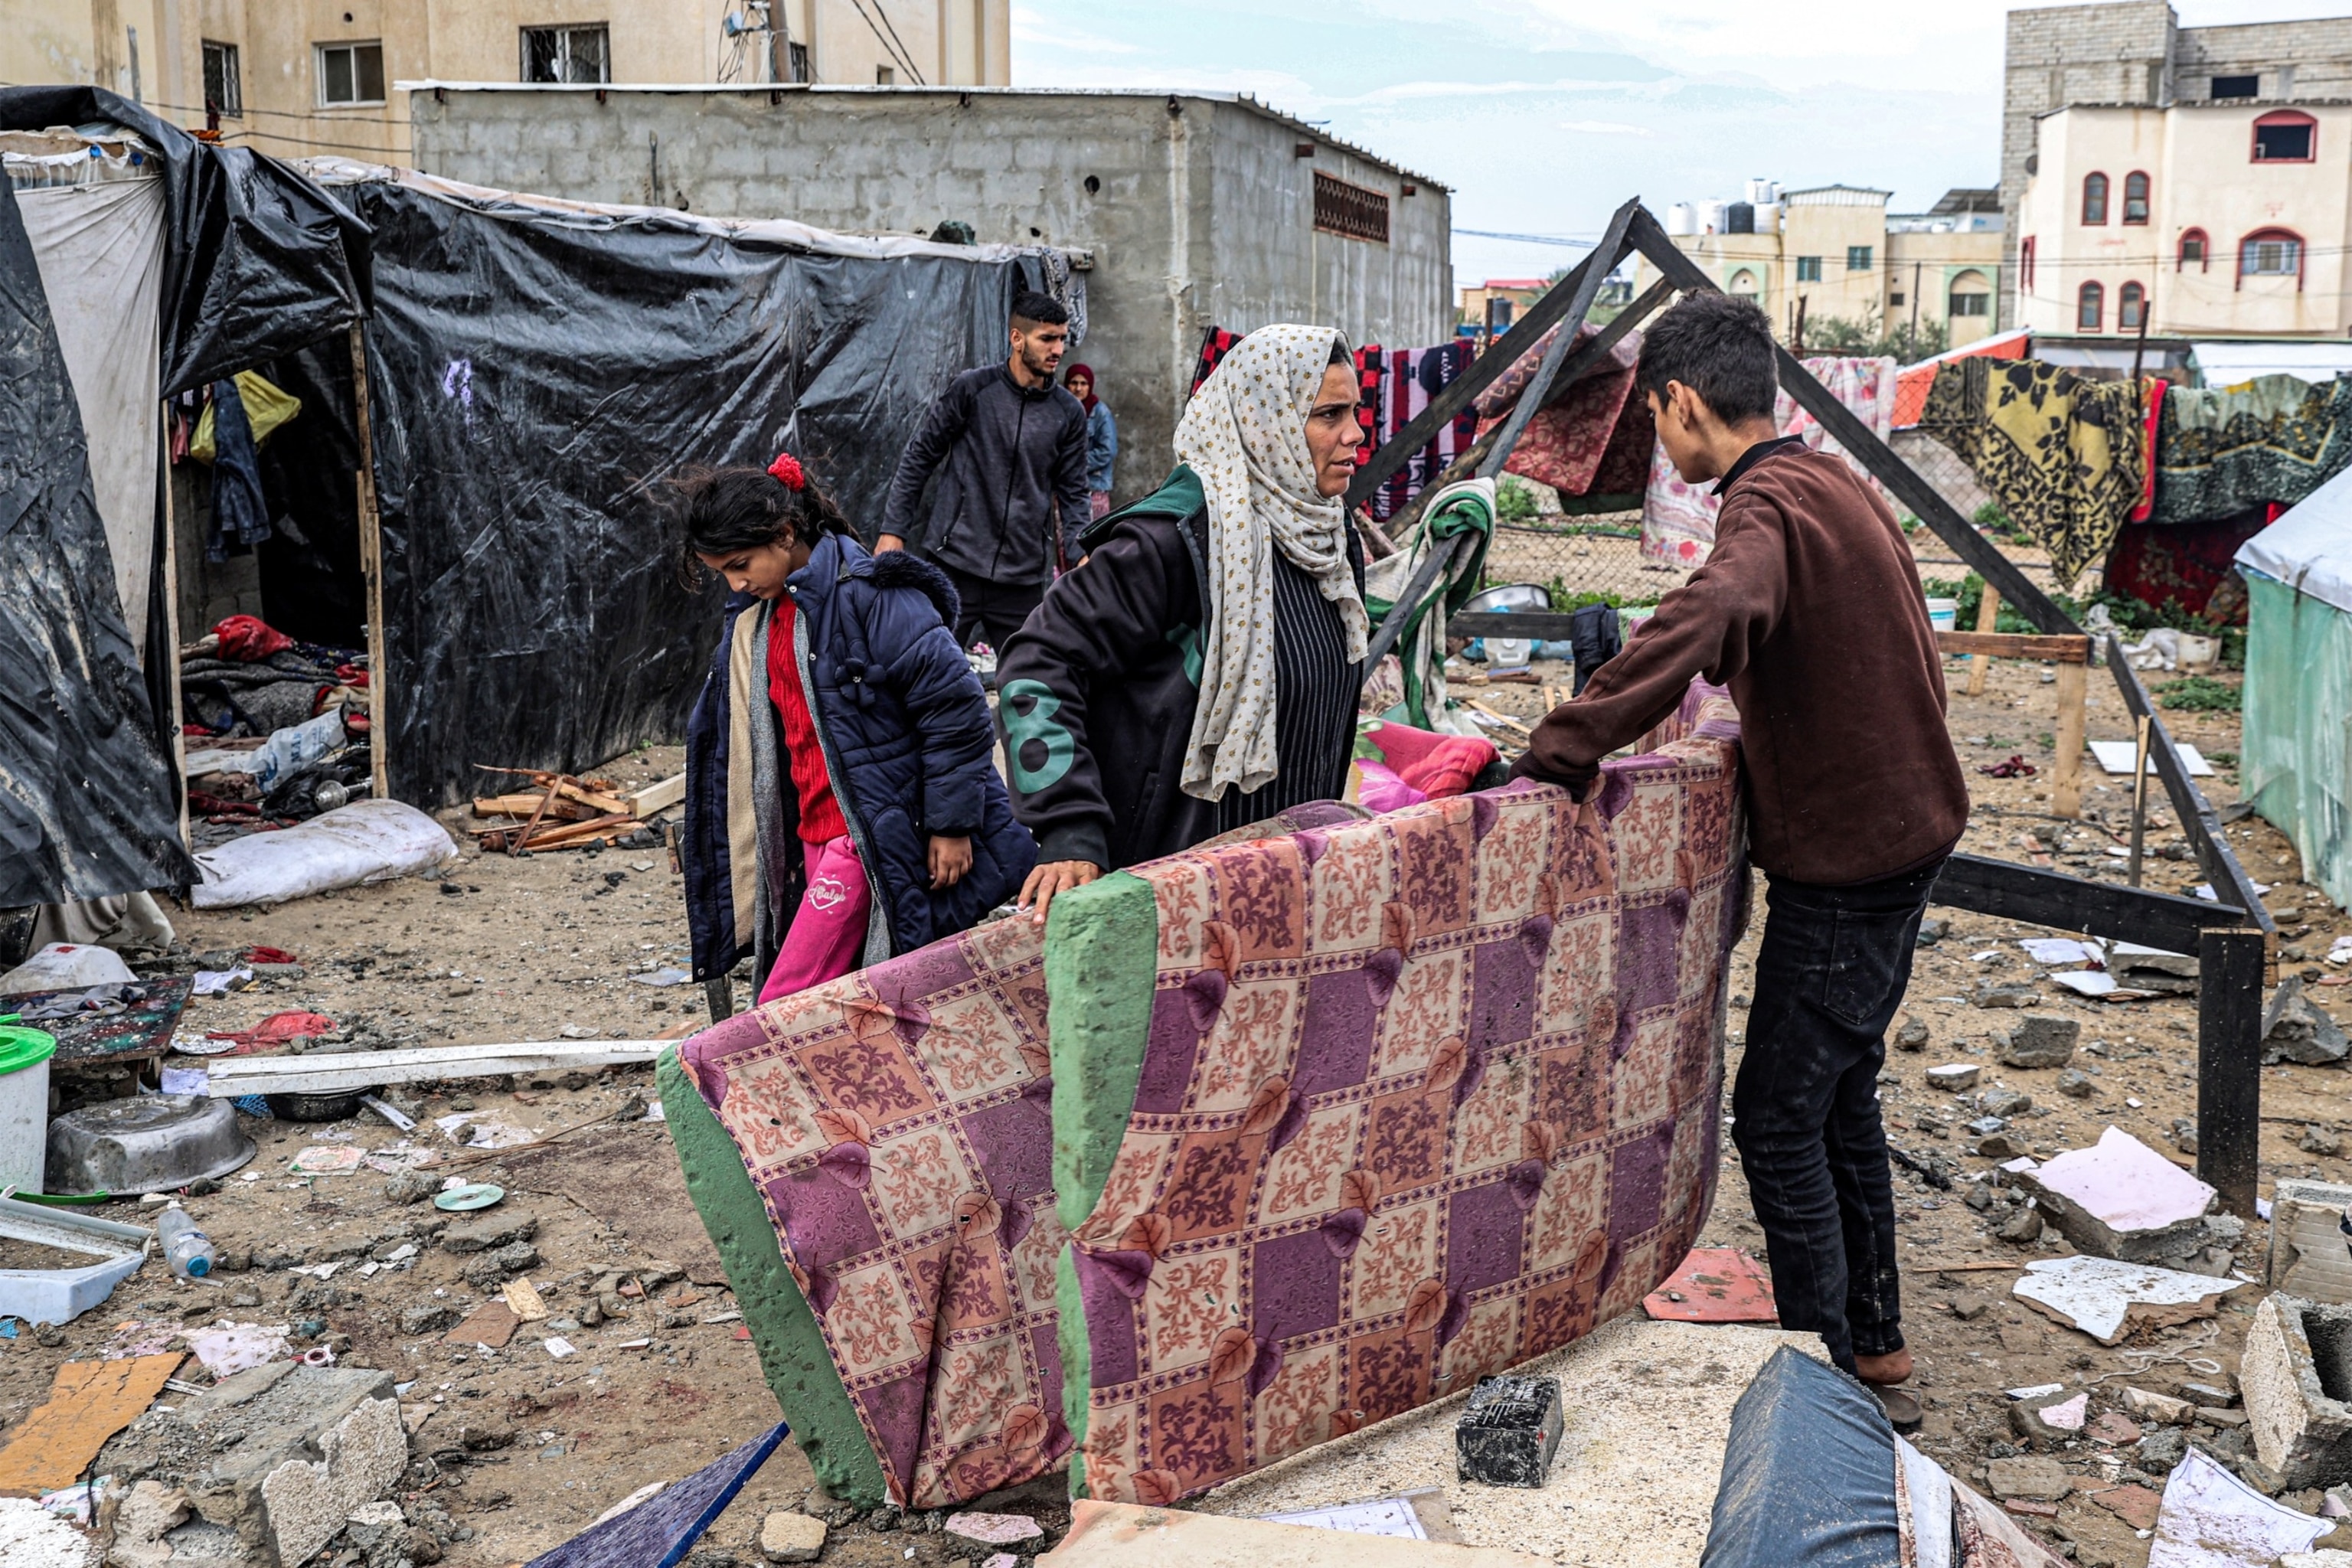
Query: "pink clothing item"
1088 489 1112 521
756 835 873 1004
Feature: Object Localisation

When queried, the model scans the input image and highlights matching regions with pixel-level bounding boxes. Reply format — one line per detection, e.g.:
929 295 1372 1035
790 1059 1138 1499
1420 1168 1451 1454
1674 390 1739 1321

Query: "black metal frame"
1360 198 2275 1211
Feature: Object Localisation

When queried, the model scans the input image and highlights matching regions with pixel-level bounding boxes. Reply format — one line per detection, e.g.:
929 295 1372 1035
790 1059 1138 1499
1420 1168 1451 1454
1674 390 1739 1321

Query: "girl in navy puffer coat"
675 456 1036 1003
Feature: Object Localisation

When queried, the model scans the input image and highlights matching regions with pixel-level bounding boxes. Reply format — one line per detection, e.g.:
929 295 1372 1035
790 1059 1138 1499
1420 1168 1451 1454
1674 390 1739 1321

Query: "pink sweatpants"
758 835 874 1004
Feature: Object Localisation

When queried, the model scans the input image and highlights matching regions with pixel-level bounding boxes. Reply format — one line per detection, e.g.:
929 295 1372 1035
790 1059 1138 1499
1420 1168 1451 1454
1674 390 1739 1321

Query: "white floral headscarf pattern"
1174 324 1370 800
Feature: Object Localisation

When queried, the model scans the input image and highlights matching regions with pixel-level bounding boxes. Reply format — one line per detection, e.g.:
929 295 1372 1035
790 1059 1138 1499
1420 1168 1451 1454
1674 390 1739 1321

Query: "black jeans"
939 564 1045 655
1730 858 1942 1373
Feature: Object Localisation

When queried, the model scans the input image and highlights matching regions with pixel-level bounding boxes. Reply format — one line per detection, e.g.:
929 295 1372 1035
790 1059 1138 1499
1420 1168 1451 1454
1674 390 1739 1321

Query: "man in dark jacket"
1514 292 1968 1428
878 290 1091 652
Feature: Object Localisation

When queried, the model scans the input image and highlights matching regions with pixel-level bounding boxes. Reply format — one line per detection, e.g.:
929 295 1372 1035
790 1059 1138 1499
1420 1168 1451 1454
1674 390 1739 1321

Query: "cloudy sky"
1010 0 2328 287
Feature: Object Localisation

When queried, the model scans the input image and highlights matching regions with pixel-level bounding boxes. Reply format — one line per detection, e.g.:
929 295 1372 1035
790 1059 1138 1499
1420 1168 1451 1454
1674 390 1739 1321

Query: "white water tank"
1746 178 1781 206
1666 202 1697 237
1696 199 1728 235
1751 202 1781 233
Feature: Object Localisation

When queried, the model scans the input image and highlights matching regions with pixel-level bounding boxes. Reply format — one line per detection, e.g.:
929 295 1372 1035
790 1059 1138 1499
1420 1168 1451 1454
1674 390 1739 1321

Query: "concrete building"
1635 183 2004 351
408 85 1453 504
1459 277 1550 337
5 0 1010 162
2001 0 2352 328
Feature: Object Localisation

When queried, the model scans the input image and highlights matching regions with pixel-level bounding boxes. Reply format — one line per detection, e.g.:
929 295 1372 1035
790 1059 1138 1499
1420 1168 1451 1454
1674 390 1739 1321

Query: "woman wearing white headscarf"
994 324 1370 923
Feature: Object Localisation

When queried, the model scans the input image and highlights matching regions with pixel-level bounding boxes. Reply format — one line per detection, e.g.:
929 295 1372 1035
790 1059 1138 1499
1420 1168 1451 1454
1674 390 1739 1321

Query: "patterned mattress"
662 684 1748 1510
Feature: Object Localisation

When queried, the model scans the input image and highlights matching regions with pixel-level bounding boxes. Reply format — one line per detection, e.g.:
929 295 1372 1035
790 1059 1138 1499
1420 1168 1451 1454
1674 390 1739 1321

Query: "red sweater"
766 597 848 844
1515 443 1969 886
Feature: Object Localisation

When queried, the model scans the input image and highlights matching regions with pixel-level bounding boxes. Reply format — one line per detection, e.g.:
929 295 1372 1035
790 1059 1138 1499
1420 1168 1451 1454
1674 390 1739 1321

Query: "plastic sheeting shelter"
2237 474 2352 910
0 87 368 909
286 162 1086 805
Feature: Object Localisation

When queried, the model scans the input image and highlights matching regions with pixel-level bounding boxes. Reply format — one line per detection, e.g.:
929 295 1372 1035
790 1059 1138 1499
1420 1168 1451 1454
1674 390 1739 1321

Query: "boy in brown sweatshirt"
1515 292 1968 1426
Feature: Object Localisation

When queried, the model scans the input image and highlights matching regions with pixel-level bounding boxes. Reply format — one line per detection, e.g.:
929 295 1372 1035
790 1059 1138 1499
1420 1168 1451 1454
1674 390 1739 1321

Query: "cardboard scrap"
181 1321 289 1378
0 1354 181 1497
2014 1256 2252 1345
502 1279 549 1322
1643 1247 1778 1325
2147 1448 2327 1568
445 1300 519 1349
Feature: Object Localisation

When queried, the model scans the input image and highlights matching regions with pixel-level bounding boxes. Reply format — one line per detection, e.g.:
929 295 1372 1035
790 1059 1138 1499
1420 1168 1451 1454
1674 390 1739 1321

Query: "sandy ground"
3 648 2341 1568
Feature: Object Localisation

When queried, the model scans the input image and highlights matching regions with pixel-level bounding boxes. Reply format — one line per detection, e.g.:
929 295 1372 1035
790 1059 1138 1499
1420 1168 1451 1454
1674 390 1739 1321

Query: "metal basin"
45 1095 256 1196
1462 582 1553 616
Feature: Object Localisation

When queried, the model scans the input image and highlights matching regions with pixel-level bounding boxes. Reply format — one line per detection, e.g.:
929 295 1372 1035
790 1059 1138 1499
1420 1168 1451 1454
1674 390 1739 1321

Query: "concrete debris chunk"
944 1512 1044 1560
1996 1013 2080 1069
1926 1063 1981 1091
1975 982 2040 1009
760 1511 827 1563
2265 978 2350 1067
2013 1126 2229 1266
2011 1388 2089 1444
1978 1087 2033 1119
1893 1018 1930 1052
2245 1294 2352 1490
1985 1455 2073 1501
2122 1385 2195 1424
2012 1255 2253 1345
2269 1181 2352 1304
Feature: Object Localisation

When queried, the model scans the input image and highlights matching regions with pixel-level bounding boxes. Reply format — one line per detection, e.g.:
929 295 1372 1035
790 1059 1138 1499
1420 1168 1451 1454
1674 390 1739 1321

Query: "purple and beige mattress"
660 684 1748 1510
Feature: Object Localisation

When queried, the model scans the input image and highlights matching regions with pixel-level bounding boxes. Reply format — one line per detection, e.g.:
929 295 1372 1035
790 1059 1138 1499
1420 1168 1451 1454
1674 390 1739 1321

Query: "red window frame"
2177 228 2210 271
2077 281 2104 331
2081 172 2109 224
2236 226 2308 291
2118 281 2146 330
2122 172 2150 224
2251 109 2318 164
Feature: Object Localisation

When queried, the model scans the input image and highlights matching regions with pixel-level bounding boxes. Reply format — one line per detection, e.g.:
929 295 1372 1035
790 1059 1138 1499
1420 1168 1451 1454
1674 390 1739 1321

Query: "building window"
2118 282 2146 330
2239 227 2305 288
522 24 609 83
2082 172 2109 224
786 41 810 82
1313 172 1390 243
1889 290 1906 306
2020 237 2036 292
2252 110 2317 163
2178 229 2209 270
201 40 241 117
2211 73 2259 100
1845 244 1873 272
1951 291 1989 317
317 41 386 105
2123 172 2150 224
1491 299 1514 328
2077 281 2103 331
876 65 895 84
1795 255 1822 283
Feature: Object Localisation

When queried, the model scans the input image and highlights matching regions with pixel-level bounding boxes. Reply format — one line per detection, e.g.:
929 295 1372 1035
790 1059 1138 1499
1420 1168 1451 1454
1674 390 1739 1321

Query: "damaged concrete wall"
405 86 1453 507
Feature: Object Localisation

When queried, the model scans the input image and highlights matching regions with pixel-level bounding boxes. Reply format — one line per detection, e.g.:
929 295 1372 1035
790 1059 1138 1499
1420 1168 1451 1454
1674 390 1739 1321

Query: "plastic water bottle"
156 1207 216 1281
247 711 346 791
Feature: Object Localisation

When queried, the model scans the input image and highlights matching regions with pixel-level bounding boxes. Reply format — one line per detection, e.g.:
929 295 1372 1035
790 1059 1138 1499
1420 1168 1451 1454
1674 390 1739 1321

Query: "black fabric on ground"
0 177 192 905
1700 1346 1899 1568
337 177 1047 804
0 86 369 397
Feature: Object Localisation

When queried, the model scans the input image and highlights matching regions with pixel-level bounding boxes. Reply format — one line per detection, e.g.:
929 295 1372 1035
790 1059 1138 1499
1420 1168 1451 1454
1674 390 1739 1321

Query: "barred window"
1314 172 1389 244
523 24 610 84
202 41 241 116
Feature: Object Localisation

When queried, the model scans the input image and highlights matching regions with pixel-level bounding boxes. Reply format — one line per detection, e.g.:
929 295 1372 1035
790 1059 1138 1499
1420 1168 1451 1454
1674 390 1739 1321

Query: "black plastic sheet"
341 179 1045 804
1701 1347 1900 1568
0 178 193 906
0 87 370 397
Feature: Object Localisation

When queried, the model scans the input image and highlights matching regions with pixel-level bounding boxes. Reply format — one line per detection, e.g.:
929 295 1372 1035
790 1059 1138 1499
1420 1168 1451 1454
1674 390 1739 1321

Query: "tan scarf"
1173 324 1370 799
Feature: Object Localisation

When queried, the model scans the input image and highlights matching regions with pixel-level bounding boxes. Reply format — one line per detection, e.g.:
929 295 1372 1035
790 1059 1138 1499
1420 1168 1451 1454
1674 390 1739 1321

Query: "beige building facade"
1635 185 2004 351
2018 100 2352 339
4 0 1011 162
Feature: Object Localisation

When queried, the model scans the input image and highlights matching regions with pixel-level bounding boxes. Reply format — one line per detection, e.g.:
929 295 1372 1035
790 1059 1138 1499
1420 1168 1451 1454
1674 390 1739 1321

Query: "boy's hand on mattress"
1019 860 1100 926
928 835 973 890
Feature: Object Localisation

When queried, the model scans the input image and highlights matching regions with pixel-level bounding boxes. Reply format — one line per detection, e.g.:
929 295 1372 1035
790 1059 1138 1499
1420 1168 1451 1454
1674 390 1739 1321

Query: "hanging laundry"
1917 358 2154 588
2104 505 2275 624
203 375 274 563
1188 325 1240 394
1640 354 1897 567
1889 328 2030 430
2148 373 2352 525
1471 320 1651 501
1366 340 1481 521
189 368 300 461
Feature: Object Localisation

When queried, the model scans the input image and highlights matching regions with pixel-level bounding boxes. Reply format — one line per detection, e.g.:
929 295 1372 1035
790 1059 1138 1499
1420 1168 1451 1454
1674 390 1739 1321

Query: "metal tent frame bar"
1360 198 2276 1212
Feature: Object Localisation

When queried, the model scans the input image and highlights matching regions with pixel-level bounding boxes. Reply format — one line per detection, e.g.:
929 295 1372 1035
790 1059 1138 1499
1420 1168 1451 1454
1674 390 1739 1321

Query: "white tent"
2236 467 2352 908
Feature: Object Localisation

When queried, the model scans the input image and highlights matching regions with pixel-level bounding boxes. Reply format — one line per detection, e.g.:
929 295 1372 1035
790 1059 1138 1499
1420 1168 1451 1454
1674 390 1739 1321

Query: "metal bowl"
1462 582 1554 616
45 1094 257 1197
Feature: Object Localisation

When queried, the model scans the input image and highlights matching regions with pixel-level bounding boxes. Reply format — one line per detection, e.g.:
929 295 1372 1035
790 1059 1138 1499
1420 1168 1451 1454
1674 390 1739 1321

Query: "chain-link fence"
1480 485 1692 608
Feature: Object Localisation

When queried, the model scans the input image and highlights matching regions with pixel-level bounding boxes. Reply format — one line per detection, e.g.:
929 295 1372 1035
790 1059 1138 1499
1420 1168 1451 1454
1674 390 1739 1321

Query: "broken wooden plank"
628 773 686 819
473 792 596 822
1936 630 2091 663
521 812 637 849
203 1039 668 1096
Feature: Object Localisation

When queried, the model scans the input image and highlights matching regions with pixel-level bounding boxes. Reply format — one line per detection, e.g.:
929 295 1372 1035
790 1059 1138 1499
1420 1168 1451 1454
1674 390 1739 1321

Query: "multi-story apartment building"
2001 0 2352 332
4 0 1011 162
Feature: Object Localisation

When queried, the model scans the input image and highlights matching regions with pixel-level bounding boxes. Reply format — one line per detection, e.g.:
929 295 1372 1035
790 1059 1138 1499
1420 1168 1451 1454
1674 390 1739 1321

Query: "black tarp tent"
282 163 1086 805
0 87 368 908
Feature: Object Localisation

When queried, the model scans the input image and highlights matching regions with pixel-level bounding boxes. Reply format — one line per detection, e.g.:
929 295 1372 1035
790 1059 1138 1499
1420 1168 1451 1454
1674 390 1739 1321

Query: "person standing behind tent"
676 454 1037 1005
1064 362 1118 521
877 290 1090 655
998 325 1370 926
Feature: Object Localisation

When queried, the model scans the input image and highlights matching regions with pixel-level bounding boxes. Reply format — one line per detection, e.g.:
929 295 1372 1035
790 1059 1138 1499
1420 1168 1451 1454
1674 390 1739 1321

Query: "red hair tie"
767 452 806 491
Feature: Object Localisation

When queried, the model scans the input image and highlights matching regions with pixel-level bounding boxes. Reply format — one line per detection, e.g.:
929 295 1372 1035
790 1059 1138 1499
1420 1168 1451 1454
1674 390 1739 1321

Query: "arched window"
2021 236 2037 292
2119 282 2146 330
2123 172 2150 224
1949 270 1991 318
2239 227 2306 289
2252 110 2318 163
2077 281 2104 331
2082 172 2109 224
1728 268 1760 298
2178 228 2210 271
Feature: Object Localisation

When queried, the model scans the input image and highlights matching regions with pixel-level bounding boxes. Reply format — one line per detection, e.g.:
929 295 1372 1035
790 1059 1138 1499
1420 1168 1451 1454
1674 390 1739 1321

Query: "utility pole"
1909 260 1922 345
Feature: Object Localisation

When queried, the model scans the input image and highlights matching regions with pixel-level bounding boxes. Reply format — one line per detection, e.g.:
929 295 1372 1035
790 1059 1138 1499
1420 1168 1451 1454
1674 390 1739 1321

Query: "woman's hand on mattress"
928 834 973 890
1018 860 1100 926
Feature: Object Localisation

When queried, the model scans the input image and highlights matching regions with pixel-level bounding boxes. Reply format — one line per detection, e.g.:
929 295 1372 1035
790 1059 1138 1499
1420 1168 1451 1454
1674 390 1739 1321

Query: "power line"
843 0 924 85
1452 228 1599 248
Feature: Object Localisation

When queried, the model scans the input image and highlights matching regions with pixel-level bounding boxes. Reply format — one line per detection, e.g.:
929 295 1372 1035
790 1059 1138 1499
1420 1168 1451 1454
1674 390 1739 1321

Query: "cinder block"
2269 1180 2352 1303
2244 1294 2352 1490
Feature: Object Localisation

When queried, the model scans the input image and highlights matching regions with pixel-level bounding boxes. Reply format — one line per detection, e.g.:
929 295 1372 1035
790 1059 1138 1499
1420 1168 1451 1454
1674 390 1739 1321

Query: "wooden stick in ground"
2053 658 2087 818
2128 712 2154 886
1966 585 2002 697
